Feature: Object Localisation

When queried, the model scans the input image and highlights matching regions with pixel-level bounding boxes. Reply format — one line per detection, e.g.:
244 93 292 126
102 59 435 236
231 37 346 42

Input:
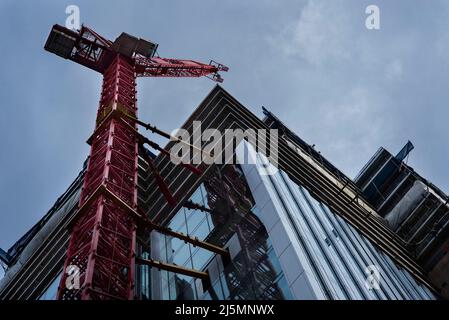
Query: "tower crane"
44 24 228 300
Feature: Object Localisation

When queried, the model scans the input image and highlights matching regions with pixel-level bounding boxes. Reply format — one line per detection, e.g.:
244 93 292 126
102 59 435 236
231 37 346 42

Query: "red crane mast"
44 24 227 300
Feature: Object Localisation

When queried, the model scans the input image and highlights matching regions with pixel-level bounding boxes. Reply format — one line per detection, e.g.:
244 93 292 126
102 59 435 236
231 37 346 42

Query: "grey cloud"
0 0 447 255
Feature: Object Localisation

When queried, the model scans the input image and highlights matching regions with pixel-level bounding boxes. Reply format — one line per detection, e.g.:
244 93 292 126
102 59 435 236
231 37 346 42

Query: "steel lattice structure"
44 24 227 300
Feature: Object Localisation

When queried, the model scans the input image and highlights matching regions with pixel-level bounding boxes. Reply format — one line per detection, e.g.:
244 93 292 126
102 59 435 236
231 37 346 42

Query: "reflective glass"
171 241 191 267
169 208 187 233
139 164 292 300
191 247 214 270
187 211 205 234
189 189 203 207
190 218 210 241
39 272 62 300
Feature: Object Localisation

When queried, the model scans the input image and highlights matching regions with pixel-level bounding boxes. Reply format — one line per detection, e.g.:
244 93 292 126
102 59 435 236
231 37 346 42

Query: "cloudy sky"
0 0 448 275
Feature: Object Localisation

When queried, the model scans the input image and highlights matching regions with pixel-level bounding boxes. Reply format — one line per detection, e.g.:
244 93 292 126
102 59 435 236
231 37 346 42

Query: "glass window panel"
182 257 193 269
191 247 214 270
169 209 187 232
171 242 191 266
158 236 167 261
211 278 225 299
140 164 295 301
188 278 199 300
163 234 178 263
220 273 230 299
187 212 206 234
161 270 170 300
191 219 210 241
206 212 215 231
199 183 208 204
168 272 177 300
140 263 151 300
276 275 293 300
201 291 212 300
267 247 283 276
252 205 262 218
161 284 170 300
189 189 203 207
168 271 196 300
39 272 62 300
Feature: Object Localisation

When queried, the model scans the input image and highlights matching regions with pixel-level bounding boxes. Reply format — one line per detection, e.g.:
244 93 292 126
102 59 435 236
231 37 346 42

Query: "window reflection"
39 272 62 300
191 247 213 270
140 164 292 300
191 219 210 241
171 243 191 267
186 212 205 235
168 208 187 233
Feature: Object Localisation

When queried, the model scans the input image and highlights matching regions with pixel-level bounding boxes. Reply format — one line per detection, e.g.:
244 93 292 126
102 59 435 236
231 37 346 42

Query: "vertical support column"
58 55 138 300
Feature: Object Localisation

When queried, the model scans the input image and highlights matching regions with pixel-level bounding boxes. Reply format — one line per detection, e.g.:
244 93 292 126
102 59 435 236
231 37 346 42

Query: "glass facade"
236 143 435 300
0 86 439 301
39 273 61 300
137 164 292 300
35 158 434 301
32 147 435 301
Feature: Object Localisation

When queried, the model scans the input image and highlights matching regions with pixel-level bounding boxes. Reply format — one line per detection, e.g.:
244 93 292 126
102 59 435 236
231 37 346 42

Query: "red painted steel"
58 56 138 300
134 57 226 82
45 24 226 80
45 24 227 300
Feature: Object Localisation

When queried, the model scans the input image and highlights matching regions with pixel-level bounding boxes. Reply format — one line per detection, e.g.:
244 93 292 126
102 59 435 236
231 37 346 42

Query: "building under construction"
0 25 448 300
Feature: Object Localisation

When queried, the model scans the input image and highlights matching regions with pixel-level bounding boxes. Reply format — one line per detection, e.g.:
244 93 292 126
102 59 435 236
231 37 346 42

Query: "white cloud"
274 0 355 66
316 86 393 175
385 59 403 81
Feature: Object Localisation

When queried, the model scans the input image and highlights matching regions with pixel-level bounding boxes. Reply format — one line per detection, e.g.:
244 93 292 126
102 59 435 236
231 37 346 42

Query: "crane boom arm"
45 24 228 82
135 56 228 82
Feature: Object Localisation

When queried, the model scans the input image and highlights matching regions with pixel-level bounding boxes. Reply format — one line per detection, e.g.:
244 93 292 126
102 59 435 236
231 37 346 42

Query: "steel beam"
99 185 230 259
57 55 138 300
135 257 208 279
